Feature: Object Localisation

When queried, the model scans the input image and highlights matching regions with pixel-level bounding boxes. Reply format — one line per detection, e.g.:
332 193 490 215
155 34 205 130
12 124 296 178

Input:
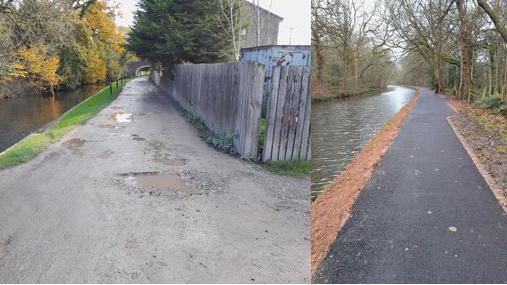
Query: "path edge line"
447 115 507 213
311 88 420 277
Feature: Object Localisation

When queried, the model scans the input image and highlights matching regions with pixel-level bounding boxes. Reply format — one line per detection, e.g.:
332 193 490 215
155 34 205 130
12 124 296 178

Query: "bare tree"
215 0 243 61
477 0 507 41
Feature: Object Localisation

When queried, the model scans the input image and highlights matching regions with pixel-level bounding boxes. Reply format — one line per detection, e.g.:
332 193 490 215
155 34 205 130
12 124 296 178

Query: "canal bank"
0 84 104 152
0 79 130 170
311 85 416 199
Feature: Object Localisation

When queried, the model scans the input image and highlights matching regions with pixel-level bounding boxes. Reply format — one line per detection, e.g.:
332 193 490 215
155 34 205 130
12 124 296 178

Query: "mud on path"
0 77 310 283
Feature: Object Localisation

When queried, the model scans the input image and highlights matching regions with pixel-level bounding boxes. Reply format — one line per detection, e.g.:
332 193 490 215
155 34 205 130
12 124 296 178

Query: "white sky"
113 0 311 45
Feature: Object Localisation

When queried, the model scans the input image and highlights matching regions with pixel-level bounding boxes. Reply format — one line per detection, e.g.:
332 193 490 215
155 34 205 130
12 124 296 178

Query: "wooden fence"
263 66 311 162
154 62 265 159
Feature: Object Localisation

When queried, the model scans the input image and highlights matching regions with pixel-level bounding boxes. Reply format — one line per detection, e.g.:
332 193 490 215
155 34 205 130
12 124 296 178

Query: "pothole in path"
115 172 197 199
155 158 188 166
62 138 86 154
131 134 146 141
99 124 117 129
98 149 115 159
111 112 132 123
0 237 12 257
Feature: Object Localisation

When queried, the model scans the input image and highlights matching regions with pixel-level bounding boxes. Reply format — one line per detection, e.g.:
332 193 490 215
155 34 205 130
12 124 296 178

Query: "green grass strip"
0 79 132 170
264 160 311 176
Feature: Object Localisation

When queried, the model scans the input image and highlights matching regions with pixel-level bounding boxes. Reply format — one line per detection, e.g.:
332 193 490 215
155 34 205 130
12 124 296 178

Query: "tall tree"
456 0 472 99
215 0 244 61
127 0 231 70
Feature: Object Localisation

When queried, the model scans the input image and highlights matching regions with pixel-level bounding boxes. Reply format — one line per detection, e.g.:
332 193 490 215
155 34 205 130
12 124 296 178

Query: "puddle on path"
120 172 194 193
111 112 132 123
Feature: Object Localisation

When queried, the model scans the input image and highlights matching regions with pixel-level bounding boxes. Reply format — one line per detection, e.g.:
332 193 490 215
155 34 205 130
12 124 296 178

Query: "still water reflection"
0 84 103 152
311 85 416 199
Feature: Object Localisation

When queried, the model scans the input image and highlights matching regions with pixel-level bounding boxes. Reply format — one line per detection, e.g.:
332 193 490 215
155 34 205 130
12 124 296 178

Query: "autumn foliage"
0 0 128 94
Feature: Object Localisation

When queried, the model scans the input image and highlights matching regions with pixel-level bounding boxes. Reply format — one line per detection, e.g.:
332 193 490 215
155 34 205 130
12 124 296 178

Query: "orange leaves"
15 43 63 92
83 49 107 84
84 1 125 54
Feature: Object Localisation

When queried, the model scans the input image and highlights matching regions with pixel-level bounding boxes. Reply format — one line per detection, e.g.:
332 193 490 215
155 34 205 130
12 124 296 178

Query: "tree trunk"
313 35 324 83
456 0 472 100
433 51 443 93
353 46 359 90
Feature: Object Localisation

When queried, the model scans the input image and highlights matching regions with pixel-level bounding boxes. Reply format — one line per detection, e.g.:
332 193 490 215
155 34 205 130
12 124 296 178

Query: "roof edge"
243 1 284 21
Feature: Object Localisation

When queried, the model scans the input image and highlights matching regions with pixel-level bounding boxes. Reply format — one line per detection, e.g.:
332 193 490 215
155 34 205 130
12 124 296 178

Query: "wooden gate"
263 66 311 162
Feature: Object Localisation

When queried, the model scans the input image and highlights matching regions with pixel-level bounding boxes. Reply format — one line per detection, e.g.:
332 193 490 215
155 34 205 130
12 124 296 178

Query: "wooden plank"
285 66 304 160
270 66 289 161
235 62 249 156
247 63 265 158
299 67 312 160
263 66 281 162
292 66 311 160
277 67 296 161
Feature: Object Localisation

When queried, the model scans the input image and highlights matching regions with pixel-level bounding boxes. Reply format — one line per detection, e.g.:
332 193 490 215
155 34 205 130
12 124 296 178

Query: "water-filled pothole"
119 172 194 194
111 112 132 123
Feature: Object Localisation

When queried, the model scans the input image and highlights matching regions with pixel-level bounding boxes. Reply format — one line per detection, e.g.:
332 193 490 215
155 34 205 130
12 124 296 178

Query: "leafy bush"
476 95 503 111
206 134 235 154
182 111 205 129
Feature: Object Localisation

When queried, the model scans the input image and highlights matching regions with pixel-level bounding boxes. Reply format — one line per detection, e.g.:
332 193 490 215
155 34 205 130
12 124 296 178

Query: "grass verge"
264 160 310 176
0 79 131 170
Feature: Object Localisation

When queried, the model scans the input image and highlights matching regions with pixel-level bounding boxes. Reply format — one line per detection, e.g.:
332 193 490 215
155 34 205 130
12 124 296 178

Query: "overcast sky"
113 0 311 45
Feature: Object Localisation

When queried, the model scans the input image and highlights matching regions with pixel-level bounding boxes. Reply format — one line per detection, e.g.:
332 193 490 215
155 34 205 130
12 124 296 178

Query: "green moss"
0 79 131 170
258 117 267 146
264 160 310 176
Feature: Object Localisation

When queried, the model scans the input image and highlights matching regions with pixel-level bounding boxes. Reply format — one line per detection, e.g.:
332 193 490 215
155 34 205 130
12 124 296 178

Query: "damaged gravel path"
0 77 310 283
314 88 507 283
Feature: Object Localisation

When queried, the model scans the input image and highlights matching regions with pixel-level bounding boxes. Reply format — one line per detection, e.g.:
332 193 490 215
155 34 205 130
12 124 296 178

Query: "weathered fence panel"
263 66 311 162
154 62 265 159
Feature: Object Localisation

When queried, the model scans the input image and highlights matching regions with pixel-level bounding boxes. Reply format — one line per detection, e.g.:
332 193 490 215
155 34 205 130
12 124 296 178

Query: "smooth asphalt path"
314 88 507 283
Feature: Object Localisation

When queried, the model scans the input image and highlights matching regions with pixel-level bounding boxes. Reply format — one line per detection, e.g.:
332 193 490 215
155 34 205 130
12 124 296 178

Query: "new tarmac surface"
0 77 310 283
314 88 507 283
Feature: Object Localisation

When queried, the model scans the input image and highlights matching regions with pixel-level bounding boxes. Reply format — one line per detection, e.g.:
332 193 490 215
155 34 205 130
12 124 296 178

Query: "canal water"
0 84 104 152
311 85 416 199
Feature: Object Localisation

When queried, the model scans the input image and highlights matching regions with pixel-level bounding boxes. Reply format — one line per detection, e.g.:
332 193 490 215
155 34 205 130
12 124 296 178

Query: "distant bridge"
125 60 151 77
